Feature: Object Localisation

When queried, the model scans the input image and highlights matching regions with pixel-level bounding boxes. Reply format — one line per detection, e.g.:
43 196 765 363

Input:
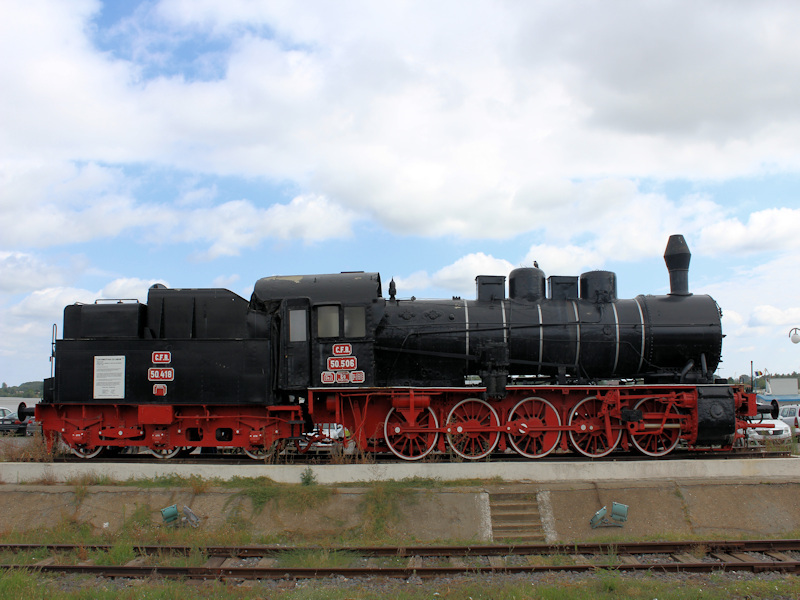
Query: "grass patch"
276 548 359 569
122 473 217 493
0 434 64 463
357 479 421 540
92 540 137 566
221 476 332 514
0 571 798 600
65 472 114 487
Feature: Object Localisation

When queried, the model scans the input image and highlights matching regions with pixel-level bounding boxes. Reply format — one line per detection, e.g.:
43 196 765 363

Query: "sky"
3 0 800 386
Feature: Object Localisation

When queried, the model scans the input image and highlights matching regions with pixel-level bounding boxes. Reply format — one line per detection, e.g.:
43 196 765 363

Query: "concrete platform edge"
1 456 798 484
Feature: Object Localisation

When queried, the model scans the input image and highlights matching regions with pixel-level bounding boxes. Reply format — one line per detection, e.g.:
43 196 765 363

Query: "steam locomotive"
27 235 762 460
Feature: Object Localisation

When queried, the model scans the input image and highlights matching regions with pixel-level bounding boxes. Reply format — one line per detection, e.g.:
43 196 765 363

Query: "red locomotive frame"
36 383 758 460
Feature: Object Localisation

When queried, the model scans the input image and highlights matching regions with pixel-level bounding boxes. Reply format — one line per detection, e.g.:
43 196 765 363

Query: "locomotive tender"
31 235 760 460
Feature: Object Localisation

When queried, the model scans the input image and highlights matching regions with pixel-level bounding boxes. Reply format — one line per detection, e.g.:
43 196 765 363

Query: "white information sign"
93 355 126 399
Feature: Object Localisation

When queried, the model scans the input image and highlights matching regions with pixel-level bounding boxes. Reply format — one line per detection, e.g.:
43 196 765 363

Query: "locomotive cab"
250 272 382 394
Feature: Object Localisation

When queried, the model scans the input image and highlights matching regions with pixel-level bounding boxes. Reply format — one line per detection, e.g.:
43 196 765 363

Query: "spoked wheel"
147 447 182 459
568 396 622 458
629 397 682 457
384 407 439 461
71 445 104 459
445 398 500 460
506 396 562 458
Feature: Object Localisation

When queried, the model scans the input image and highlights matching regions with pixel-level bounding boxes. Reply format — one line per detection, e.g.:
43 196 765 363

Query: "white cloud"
181 194 359 258
0 252 72 293
9 287 96 320
522 244 603 278
697 208 800 255
5 0 800 245
0 159 356 256
0 161 150 248
699 253 800 376
394 253 515 298
1 278 163 378
749 305 800 328
100 278 164 301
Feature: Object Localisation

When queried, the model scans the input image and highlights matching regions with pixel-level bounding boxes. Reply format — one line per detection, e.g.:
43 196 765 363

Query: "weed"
300 466 317 486
358 479 420 540
603 543 619 566
27 468 60 486
595 569 622 593
0 434 64 463
689 542 709 559
0 547 50 566
65 472 113 487
223 503 253 534
157 545 208 568
222 476 332 515
95 540 137 566
277 548 358 569
124 473 223 489
68 472 112 504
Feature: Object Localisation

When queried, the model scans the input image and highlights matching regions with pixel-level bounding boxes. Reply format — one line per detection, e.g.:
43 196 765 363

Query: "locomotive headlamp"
790 328 800 344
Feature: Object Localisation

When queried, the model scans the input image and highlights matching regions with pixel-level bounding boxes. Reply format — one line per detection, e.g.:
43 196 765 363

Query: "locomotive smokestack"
664 234 691 296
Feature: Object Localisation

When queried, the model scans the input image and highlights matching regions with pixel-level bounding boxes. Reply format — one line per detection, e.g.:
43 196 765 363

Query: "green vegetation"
0 434 62 463
275 548 359 569
357 479 421 540
223 475 332 514
0 568 798 599
300 466 318 485
0 381 43 399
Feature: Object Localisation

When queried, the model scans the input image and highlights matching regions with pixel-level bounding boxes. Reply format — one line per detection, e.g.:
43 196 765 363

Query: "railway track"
4 540 800 580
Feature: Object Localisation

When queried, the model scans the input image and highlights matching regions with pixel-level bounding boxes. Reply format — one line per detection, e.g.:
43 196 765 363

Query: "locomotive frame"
29 235 763 461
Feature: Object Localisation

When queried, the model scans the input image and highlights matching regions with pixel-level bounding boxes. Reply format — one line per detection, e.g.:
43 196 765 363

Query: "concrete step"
492 524 544 537
492 511 540 521
493 534 546 543
490 492 537 502
490 503 540 512
489 491 545 543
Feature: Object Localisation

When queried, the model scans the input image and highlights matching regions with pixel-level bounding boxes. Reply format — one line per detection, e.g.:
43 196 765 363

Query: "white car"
778 404 800 439
742 418 792 445
301 423 345 447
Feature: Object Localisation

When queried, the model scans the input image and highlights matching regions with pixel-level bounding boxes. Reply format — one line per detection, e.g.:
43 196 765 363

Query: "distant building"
757 377 800 404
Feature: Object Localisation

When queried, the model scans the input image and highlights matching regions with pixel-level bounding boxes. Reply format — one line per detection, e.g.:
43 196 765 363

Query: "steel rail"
3 559 800 580
2 539 800 557
0 539 800 558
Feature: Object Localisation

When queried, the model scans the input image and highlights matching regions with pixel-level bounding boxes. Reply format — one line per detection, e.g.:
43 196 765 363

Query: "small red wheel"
568 396 622 458
384 407 439 461
71 445 104 459
506 396 562 458
629 397 682 457
445 398 500 460
147 446 183 459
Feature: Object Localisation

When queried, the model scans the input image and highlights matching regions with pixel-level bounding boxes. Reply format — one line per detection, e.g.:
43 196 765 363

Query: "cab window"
288 309 307 342
345 306 366 338
317 305 339 338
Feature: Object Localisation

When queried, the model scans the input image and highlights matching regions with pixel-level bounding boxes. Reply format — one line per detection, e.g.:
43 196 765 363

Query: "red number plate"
327 356 357 371
148 367 175 381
